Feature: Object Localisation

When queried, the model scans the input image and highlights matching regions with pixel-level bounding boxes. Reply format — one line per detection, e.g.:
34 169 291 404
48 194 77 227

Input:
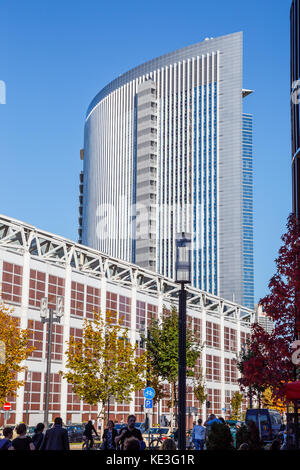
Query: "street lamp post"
40 296 64 428
140 322 150 430
175 232 191 451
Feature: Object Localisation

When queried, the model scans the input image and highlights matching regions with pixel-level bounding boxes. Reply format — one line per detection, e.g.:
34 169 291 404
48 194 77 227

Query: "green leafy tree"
0 301 34 406
230 391 243 421
63 311 147 423
145 307 202 426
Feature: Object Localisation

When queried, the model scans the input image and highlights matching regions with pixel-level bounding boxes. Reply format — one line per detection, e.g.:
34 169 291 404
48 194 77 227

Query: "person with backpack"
0 427 13 450
31 423 45 450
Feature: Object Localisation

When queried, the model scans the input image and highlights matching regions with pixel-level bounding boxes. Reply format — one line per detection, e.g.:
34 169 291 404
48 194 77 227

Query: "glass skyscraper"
291 0 300 216
242 114 254 308
81 32 254 308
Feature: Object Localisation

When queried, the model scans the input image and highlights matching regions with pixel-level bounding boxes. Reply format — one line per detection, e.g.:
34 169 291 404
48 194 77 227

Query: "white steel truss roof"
0 214 254 324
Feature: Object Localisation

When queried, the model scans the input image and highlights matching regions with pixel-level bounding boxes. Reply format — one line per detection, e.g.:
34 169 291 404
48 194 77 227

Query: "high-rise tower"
291 0 300 217
81 32 254 308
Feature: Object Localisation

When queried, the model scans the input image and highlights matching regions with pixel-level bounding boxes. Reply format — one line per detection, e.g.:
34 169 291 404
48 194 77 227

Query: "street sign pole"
41 297 64 429
144 387 155 432
4 411 11 425
3 403 11 426
178 283 187 451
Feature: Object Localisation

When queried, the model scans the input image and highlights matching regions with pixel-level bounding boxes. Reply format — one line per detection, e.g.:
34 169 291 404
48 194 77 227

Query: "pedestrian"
238 442 249 450
39 417 69 451
123 437 141 450
83 419 99 450
269 438 281 451
191 418 206 450
101 420 118 450
32 423 45 450
9 423 35 450
218 417 233 445
115 415 144 450
204 414 222 438
206 421 234 451
204 414 222 426
0 426 13 450
161 438 177 450
247 420 263 450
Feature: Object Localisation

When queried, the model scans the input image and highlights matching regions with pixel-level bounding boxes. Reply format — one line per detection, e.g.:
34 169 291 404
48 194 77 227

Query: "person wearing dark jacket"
83 420 98 450
32 423 45 450
102 421 118 450
0 427 13 450
40 417 69 451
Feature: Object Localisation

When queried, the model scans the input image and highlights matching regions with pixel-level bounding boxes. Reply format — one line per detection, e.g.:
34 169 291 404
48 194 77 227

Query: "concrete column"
220 313 225 418
201 307 207 421
129 277 137 415
157 290 163 321
60 264 72 423
236 310 242 413
100 274 107 317
96 274 107 423
15 250 31 423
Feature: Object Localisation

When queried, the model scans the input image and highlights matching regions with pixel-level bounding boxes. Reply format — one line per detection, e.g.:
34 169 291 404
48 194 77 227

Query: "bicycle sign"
143 387 155 399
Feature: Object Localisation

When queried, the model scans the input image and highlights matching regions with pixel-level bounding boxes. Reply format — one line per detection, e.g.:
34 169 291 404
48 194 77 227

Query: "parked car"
245 409 284 443
114 423 127 434
66 424 85 443
114 422 143 434
142 427 171 446
27 426 36 438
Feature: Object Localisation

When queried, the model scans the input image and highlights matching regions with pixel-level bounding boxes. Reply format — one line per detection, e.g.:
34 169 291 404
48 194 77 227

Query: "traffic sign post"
145 399 153 409
143 388 155 429
3 404 11 426
143 387 155 400
4 411 10 425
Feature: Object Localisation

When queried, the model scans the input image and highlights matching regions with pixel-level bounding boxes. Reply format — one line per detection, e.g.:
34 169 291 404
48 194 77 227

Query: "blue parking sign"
145 399 153 409
144 387 155 399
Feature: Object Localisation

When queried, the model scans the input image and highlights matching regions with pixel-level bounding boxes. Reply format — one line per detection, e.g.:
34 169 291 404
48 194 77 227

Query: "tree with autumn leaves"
238 214 300 402
63 311 147 421
0 301 34 406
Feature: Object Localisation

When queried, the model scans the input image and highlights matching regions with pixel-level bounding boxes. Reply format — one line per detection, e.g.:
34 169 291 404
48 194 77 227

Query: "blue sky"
0 0 292 304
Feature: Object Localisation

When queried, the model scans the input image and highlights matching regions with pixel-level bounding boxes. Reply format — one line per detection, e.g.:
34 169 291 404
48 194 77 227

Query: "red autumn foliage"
238 214 300 399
